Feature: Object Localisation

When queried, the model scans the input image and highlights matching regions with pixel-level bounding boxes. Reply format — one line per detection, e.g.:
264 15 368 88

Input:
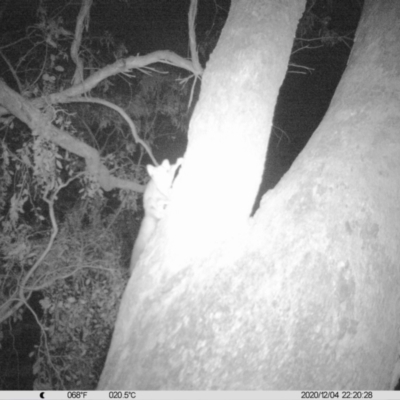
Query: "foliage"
0 113 138 388
0 144 128 388
30 205 127 390
0 1 191 389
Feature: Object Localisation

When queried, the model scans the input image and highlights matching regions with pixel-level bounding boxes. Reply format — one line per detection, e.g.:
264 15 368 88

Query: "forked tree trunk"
99 0 400 389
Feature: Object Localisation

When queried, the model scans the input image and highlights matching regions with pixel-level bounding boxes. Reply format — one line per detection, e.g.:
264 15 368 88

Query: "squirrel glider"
129 158 183 274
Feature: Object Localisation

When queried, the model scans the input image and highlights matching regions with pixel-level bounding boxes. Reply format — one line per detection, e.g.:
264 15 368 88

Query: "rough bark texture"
247 0 400 389
99 0 305 389
99 0 400 390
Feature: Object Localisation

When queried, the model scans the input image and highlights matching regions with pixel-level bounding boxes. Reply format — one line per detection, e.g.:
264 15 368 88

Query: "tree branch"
188 0 201 73
62 96 158 166
42 50 203 103
0 50 23 93
70 0 93 85
0 80 145 193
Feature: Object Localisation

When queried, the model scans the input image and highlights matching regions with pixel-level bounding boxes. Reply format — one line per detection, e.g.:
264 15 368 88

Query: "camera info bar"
0 391 399 400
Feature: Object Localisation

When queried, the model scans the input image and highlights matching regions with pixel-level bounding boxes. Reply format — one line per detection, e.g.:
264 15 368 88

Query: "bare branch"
0 80 145 193
0 51 23 93
0 175 80 324
44 50 203 102
71 0 93 85
18 180 64 304
187 0 202 108
188 0 201 73
62 96 158 166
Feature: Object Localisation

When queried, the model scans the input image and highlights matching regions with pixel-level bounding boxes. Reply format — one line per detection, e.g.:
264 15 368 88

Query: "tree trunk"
99 0 400 390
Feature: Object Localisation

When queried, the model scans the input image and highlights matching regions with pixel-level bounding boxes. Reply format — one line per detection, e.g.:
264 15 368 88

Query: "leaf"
40 297 52 310
33 360 41 375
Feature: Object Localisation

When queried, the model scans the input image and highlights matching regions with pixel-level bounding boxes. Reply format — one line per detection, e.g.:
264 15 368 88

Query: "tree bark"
99 0 400 390
98 0 305 388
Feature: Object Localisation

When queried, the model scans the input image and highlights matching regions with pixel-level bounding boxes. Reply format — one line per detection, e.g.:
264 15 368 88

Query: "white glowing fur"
129 159 182 274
